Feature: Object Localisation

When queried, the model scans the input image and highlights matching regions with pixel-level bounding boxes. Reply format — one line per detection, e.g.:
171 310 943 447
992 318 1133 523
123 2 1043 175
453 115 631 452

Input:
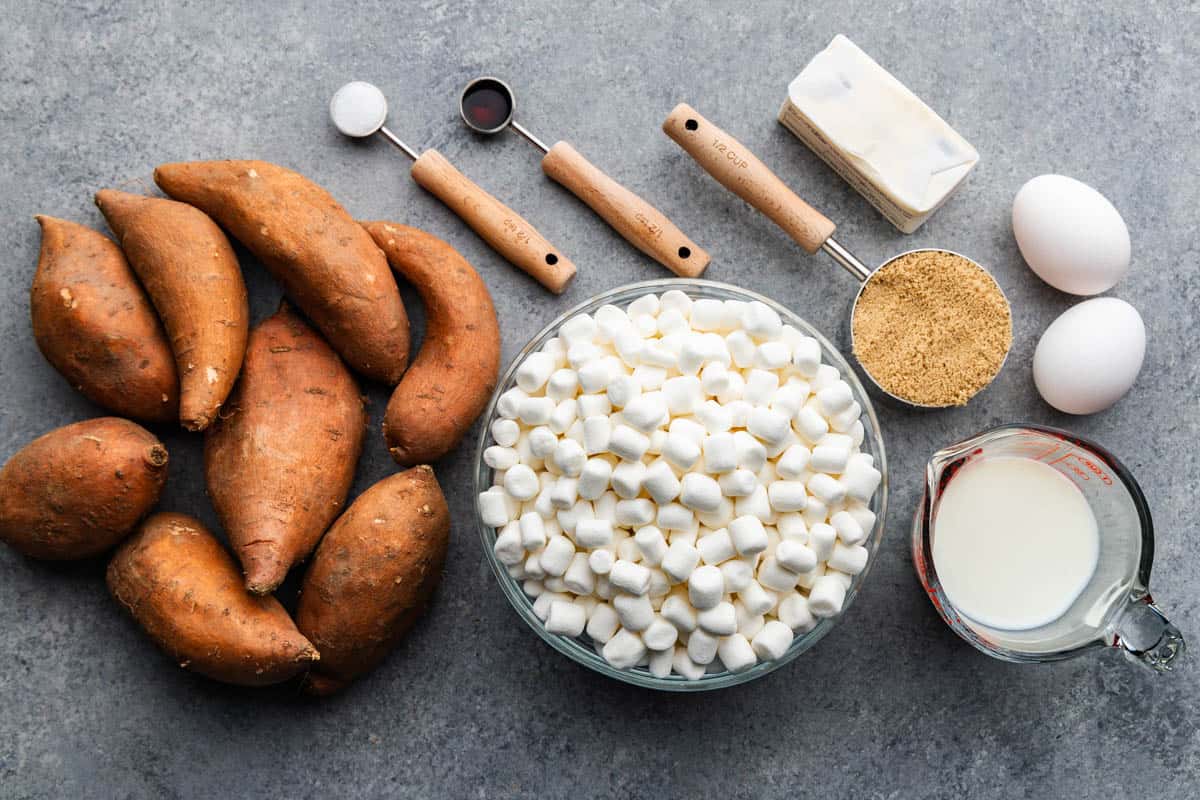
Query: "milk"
931 457 1100 631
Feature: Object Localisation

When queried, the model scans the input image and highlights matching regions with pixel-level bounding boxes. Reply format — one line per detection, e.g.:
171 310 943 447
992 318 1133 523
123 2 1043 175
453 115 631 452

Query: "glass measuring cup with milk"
913 424 1184 672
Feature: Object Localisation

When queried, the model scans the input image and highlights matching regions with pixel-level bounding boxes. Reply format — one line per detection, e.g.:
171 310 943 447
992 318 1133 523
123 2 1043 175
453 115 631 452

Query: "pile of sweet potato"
3 161 502 694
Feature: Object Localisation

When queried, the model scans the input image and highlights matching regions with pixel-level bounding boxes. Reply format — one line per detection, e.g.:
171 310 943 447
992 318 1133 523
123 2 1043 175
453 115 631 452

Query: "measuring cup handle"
410 149 577 294
1112 596 1185 673
541 141 710 278
662 103 836 254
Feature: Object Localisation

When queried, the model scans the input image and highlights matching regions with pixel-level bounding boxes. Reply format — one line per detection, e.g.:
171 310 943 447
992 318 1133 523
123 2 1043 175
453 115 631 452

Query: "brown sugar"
851 250 1012 406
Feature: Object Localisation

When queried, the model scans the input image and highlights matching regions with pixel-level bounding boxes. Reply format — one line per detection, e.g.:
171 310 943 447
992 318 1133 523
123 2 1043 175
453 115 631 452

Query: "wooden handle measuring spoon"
331 81 575 294
460 77 710 278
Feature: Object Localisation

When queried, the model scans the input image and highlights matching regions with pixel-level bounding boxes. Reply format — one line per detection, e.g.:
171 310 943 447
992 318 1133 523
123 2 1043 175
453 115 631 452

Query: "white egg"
1012 175 1131 295
1033 298 1145 415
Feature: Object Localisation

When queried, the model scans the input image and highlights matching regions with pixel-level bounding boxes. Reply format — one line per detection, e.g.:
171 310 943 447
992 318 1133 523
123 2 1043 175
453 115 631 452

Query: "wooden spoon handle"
411 149 576 294
541 141 710 278
662 103 836 254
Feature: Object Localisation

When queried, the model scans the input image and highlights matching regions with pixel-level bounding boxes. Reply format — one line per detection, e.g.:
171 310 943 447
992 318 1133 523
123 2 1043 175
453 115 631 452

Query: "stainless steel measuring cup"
661 103 1011 409
913 424 1184 673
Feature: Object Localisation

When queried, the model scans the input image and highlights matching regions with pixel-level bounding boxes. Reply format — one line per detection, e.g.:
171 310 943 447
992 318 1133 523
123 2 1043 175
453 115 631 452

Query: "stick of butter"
779 35 979 233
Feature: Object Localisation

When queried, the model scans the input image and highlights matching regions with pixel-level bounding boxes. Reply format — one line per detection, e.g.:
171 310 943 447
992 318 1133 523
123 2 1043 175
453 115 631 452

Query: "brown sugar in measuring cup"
851 250 1012 407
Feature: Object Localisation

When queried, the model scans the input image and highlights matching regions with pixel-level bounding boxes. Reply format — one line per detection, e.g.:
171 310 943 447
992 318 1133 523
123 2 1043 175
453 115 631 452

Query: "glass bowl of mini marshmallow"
475 279 887 690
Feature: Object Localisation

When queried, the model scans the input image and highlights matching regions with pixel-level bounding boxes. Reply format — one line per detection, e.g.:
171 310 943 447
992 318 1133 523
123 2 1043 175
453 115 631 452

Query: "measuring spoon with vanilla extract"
662 102 1012 409
460 76 710 278
330 81 575 293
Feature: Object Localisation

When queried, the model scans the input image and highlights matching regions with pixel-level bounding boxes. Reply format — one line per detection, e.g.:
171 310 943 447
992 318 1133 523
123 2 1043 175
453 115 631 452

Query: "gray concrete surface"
1 1 1197 797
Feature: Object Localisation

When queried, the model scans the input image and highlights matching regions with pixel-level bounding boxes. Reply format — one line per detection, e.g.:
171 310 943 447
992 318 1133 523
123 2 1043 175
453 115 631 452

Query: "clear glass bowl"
473 279 889 691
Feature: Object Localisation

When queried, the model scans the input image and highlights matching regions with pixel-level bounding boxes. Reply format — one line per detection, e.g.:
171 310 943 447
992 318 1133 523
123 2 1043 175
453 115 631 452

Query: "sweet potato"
205 302 366 595
0 418 168 560
362 222 500 465
95 189 249 431
153 160 410 384
295 466 449 695
30 216 178 423
107 512 319 686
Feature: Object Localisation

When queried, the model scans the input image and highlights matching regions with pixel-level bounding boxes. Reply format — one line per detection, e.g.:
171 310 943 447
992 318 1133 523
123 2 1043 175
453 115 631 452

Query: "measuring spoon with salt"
662 102 1011 409
330 81 576 293
459 76 710 278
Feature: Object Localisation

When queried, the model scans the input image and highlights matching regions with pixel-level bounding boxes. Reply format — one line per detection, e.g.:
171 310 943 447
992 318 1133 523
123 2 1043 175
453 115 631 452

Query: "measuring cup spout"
1111 595 1185 673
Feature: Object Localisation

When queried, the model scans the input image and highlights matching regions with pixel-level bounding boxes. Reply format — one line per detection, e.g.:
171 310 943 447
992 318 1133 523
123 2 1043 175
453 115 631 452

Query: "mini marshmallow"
575 518 614 549
718 468 758 497
757 556 799 592
516 351 557 392
563 420 585 448
686 629 720 665
791 336 821 377
614 498 655 527
808 522 837 561
524 553 546 580
491 418 520 447
610 559 652 595
576 392 613 419
756 340 791 371
656 308 689 337
606 374 640 408
594 304 628 342
830 401 862 434
729 515 768 556
524 578 545 597
725 329 757 369
816 381 854 416
777 592 817 632
541 336 567 365
810 445 851 474
679 473 723 513
663 376 703 415
766 480 808 513
763 430 799 460
658 289 692 317
700 432 737 474
550 476 580 510
806 472 847 506
696 528 736 565
608 425 651 462
492 522 524 565
588 548 615 575
634 526 669 566
826 570 854 590
627 293 660 319
672 647 706 680
735 603 766 639
831 510 868 545
739 580 777 616
483 446 519 471
777 512 808 542
697 601 737 635
548 400 578 435
532 591 569 620
848 420 866 448
719 559 755 593
846 504 877 537
801 498 829 528
611 461 646 499
642 617 679 650
688 565 725 610
613 593 655 631
540 535 576 577
623 393 668 433
593 492 616 524
480 488 515 527
794 406 830 443
660 541 701 583
668 417 707 445
700 361 732 396
578 357 618 394
669 527 699 547
744 369 780 406
696 496 735 529
661 432 701 470
563 554 596 596
557 499 592 534
689 299 725 331
751 620 794 661
811 364 841 392
661 593 698 632
643 460 681 504
602 629 647 669
776 444 812 479
587 603 621 642
496 386 528 419
577 458 612 500
741 301 783 339
827 542 869 575
503 464 540 501
640 343 677 370
656 502 696 532
747 406 791 446
841 454 883 504
775 539 818 574
734 485 775 524
677 334 709 375
631 364 667 390
733 432 767 472
717 633 757 673
808 575 847 618
517 396 555 427
694 402 731 436
647 429 668 455
718 372 747 405
519 511 548 549
560 313 598 346
818 432 855 450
